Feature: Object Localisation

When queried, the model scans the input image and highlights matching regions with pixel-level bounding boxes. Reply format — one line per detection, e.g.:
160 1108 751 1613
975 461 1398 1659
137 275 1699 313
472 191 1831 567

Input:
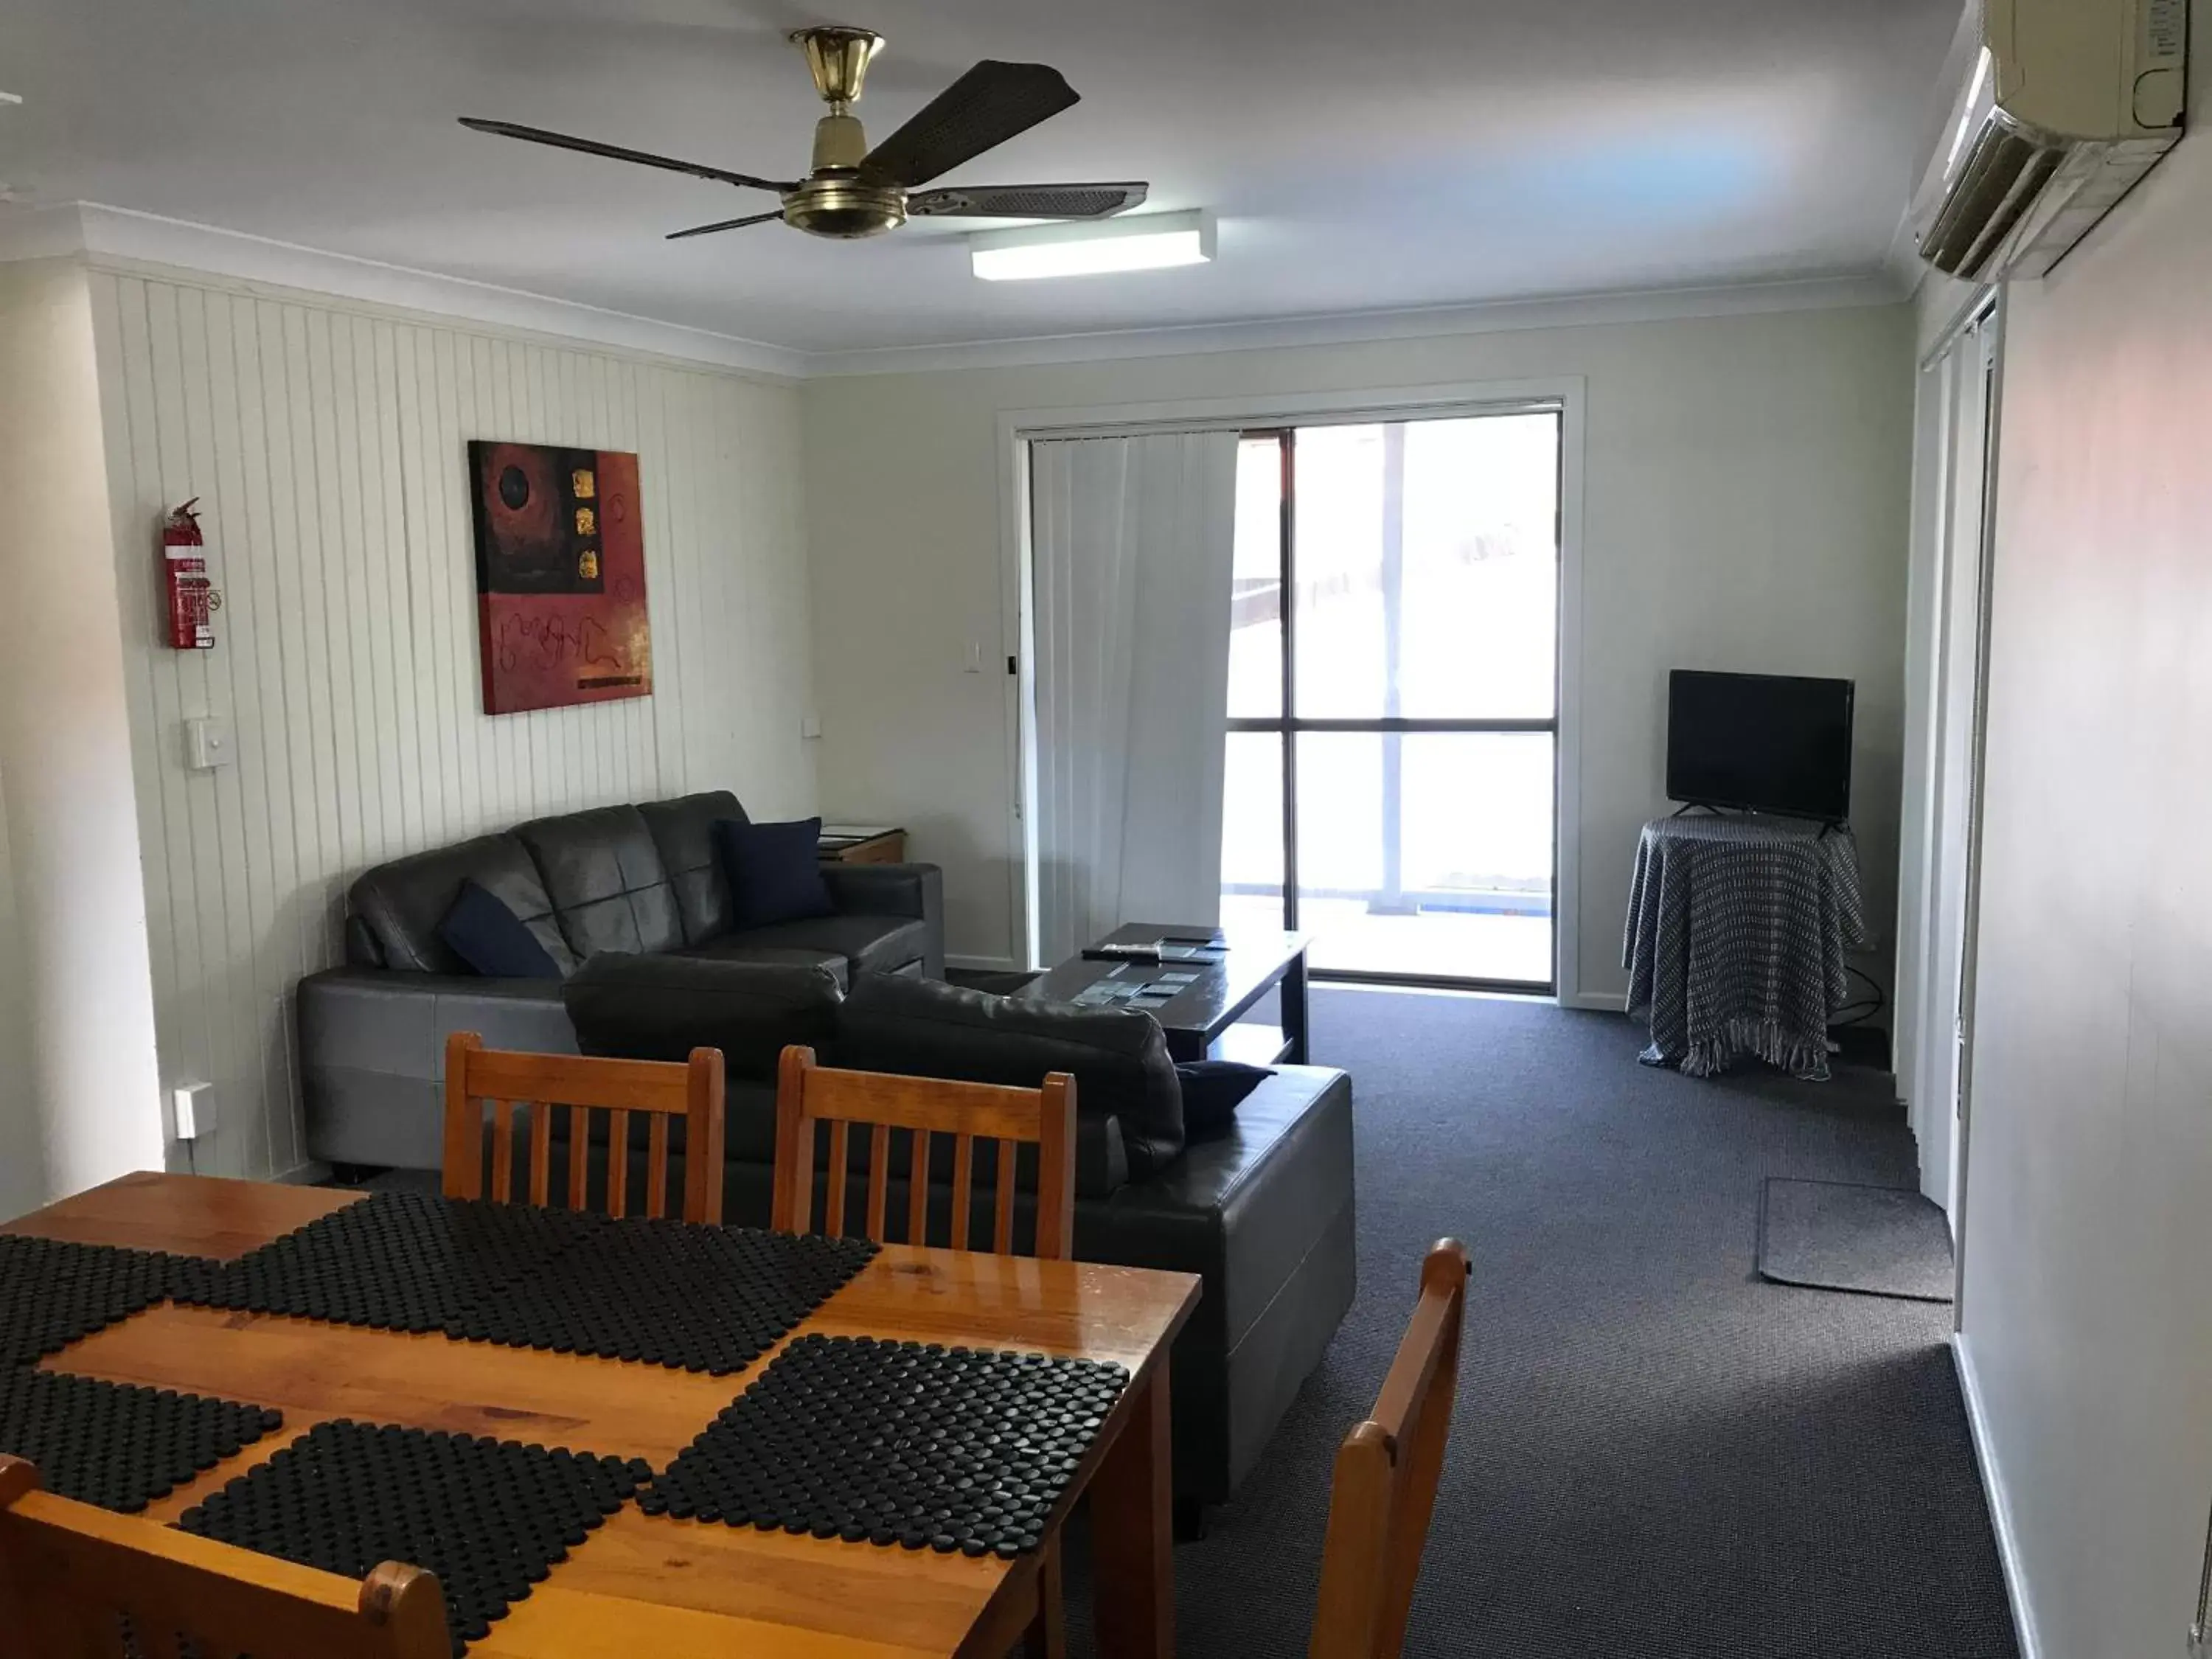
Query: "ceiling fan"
461 25 1147 243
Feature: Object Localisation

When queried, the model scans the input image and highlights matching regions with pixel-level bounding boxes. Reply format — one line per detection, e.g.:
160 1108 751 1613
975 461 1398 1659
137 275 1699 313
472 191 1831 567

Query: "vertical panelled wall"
87 268 815 1181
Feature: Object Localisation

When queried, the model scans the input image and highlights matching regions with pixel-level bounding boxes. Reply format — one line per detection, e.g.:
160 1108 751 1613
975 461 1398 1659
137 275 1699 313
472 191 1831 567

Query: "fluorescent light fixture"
970 209 1213 282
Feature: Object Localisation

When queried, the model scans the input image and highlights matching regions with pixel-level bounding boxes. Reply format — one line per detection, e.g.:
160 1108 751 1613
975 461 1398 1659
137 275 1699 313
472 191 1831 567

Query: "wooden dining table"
2 1171 1201 1658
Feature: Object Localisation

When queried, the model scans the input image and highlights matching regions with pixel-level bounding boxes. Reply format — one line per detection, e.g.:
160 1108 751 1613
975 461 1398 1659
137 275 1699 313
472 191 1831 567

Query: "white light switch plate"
184 716 233 771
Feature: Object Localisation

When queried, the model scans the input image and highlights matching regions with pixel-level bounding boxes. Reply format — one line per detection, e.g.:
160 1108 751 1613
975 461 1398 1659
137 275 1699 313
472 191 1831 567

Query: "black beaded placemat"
0 1366 282 1513
179 1192 607 1335
0 1233 203 1368
178 1419 649 1657
448 1220 880 1376
642 1335 1129 1557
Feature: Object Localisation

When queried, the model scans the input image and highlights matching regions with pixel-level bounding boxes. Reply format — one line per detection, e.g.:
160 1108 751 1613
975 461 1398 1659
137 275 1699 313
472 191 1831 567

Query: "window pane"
1290 414 1559 720
1218 730 1284 936
1227 437 1284 719
1293 731 1554 984
1289 425 1385 718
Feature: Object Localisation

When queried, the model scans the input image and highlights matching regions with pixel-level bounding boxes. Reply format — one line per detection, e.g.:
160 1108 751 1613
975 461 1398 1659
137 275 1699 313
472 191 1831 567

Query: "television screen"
1666 670 1854 822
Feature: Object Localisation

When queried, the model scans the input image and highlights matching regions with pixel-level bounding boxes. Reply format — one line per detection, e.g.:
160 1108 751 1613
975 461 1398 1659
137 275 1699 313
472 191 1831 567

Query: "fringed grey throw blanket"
1623 815 1868 1082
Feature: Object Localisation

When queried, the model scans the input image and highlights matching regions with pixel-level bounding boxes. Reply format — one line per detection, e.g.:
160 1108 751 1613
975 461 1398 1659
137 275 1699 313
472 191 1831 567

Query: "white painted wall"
0 259 167 1215
803 303 1915 995
83 264 815 1183
1951 6 2212 1650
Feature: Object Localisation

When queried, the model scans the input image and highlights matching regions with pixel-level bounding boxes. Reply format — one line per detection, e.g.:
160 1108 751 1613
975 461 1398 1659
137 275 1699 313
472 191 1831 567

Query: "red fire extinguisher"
161 500 219 650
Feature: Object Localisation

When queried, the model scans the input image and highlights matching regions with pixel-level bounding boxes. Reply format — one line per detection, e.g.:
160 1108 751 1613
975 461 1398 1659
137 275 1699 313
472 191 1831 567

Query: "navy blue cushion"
1175 1060 1273 1138
714 816 835 931
437 878 563 979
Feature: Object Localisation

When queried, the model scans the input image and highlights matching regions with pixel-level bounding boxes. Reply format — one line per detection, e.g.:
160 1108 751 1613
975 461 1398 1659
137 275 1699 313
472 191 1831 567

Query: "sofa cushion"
561 953 843 1161
835 973 1185 1180
437 880 563 980
512 804 683 960
347 833 576 976
714 816 834 930
638 791 745 945
728 914 931 979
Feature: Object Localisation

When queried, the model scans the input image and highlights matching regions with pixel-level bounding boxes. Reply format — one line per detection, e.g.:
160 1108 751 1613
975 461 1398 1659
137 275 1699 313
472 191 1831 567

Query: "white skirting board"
1950 1333 2043 1659
1557 990 1628 1012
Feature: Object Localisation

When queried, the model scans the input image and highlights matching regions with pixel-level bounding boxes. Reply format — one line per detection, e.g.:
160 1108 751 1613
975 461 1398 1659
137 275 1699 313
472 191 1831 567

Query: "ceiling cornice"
804 271 1910 377
3 201 1912 383
1 201 810 380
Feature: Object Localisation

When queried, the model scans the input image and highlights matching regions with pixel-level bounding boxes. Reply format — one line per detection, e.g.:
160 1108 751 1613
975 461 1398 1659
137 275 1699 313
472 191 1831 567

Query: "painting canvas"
468 440 653 714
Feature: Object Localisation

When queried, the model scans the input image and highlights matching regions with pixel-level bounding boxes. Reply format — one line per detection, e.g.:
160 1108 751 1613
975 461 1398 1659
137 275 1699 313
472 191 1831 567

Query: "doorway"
1902 302 2002 1228
1221 412 1564 990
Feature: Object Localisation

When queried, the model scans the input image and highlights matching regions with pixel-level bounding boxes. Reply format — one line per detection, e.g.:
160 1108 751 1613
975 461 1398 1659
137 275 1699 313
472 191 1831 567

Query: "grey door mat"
1758 1178 1956 1303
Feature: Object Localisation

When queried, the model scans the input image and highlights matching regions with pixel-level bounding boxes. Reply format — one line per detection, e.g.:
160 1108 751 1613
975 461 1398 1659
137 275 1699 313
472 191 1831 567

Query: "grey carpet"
1758 1178 1956 1303
1065 988 2019 1658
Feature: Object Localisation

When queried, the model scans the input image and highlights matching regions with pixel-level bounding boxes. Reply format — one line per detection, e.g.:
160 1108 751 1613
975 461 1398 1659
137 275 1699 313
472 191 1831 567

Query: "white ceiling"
4 0 1956 355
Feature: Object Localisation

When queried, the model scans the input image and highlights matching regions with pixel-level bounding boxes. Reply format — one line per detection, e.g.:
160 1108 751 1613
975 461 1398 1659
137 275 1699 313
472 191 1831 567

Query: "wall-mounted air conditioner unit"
1913 0 2188 282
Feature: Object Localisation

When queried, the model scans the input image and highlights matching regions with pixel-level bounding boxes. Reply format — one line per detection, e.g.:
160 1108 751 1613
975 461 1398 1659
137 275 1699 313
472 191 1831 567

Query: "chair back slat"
907 1129 932 1243
993 1141 1017 1253
949 1136 975 1251
442 1033 726 1225
528 1107 552 1206
771 1046 1076 1261
605 1107 630 1219
646 1116 670 1219
824 1121 850 1236
0 1456 448 1658
566 1105 590 1210
1308 1239 1471 1659
489 1102 515 1203
865 1124 891 1237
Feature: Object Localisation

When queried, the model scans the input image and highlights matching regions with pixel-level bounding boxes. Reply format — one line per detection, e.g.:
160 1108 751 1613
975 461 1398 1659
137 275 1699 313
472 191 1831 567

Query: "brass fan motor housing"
781 171 906 239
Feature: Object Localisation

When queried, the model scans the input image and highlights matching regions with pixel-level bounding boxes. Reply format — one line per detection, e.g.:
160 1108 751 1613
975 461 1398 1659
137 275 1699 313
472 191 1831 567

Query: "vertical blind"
1029 431 1239 964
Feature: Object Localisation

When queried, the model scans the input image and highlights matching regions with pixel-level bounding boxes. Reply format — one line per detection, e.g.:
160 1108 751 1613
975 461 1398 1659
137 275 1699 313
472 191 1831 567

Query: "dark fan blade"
907 181 1149 220
459 118 796 193
858 60 1079 189
666 211 786 240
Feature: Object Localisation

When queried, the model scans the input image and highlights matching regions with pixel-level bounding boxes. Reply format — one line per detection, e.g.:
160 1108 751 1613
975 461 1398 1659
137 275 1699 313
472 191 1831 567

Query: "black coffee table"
1020 924 1311 1065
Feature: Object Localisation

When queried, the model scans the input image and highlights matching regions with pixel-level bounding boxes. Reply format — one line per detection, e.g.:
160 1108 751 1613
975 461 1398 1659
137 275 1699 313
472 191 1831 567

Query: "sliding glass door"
1222 412 1562 989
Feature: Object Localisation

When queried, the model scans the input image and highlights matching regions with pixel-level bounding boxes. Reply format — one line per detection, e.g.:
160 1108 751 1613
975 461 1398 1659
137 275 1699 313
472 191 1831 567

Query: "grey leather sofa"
557 957 1358 1509
299 789 942 1170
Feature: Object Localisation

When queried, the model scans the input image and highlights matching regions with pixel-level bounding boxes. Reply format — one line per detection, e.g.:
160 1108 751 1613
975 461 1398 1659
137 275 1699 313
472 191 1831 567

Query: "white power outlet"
172 1082 214 1141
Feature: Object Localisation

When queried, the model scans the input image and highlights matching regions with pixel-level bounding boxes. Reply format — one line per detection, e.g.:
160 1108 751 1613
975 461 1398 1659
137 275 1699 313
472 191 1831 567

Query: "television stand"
1623 814 1868 1082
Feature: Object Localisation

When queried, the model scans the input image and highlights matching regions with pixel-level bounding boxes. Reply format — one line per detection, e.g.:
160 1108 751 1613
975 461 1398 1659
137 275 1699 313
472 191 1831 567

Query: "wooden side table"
818 824 908 864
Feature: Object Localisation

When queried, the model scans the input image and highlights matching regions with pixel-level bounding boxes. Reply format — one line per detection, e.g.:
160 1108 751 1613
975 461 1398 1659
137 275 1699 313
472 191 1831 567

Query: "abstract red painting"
468 440 653 715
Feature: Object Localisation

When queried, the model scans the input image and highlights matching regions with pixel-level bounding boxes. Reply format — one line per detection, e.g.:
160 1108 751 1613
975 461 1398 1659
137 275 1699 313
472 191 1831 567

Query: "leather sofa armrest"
820 862 943 976
820 860 940 920
298 967 575 1169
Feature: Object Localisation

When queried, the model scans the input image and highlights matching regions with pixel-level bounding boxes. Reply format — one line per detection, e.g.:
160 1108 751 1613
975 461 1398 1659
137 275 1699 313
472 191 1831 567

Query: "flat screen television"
1666 669 1854 823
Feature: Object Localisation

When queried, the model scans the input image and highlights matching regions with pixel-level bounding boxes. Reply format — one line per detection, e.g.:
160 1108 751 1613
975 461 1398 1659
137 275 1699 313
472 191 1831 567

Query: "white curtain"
1031 431 1240 964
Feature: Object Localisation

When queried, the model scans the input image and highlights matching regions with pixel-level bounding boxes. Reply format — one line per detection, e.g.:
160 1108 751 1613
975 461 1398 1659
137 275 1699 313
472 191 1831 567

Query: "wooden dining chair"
442 1032 727 1224
0 1454 448 1658
771 1045 1077 1260
771 1044 1077 1659
1309 1238 1472 1659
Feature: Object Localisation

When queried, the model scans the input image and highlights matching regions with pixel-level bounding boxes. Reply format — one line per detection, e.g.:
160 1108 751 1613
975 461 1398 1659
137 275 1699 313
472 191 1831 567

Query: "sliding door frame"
998 378 1587 1002
1231 417 1565 995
